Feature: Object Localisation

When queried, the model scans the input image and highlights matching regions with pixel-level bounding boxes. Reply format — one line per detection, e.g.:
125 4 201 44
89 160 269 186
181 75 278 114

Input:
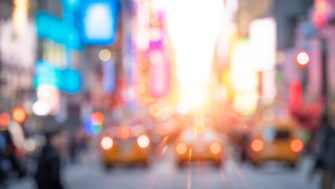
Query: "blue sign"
103 60 116 94
62 0 80 8
59 68 82 93
34 60 60 87
34 60 82 94
36 11 82 49
80 0 120 45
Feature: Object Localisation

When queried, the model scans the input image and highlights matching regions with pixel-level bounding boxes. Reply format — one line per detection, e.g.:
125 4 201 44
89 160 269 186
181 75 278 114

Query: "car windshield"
275 130 291 139
263 127 291 141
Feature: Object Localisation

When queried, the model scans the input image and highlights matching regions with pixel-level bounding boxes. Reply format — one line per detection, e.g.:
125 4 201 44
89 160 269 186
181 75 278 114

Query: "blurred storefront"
32 0 83 129
275 0 332 130
0 0 36 119
307 0 335 119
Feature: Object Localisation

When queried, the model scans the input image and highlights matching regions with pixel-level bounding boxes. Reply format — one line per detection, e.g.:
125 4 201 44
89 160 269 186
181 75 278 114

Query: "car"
99 123 152 169
174 126 225 168
247 119 304 168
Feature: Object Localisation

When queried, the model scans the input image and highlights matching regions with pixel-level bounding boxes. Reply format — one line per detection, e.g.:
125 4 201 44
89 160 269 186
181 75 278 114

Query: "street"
1 0 335 189
8 145 320 189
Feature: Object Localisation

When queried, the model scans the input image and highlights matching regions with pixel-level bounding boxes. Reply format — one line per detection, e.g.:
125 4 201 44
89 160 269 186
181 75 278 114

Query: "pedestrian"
35 127 67 189
69 130 78 164
311 115 335 189
0 130 8 185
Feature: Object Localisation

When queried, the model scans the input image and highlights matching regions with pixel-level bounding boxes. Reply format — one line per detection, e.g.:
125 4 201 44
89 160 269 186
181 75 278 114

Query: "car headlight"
137 135 150 148
101 136 113 150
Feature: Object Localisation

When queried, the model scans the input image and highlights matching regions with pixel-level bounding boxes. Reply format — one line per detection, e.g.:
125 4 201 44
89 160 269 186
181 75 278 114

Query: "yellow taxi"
99 123 152 168
248 119 304 168
175 126 225 168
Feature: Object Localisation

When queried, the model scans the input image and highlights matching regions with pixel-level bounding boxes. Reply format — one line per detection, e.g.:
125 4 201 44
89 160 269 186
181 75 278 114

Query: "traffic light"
296 51 310 66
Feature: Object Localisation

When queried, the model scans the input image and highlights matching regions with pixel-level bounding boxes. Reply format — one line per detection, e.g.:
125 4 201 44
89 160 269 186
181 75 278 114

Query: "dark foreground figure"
35 128 66 189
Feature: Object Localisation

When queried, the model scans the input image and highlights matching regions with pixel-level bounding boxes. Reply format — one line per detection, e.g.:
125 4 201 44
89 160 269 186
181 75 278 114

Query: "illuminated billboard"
231 40 258 115
80 0 119 45
34 60 82 94
36 11 81 49
249 18 276 71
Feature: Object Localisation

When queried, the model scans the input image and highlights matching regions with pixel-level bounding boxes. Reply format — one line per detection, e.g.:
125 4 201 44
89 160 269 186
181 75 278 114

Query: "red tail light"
101 136 113 150
290 139 304 153
209 142 222 154
118 127 132 139
176 142 188 155
251 139 264 152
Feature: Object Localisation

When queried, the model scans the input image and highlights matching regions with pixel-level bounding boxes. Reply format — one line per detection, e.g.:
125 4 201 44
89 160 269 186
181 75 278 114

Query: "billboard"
36 11 81 49
34 60 82 94
80 0 119 45
249 17 276 71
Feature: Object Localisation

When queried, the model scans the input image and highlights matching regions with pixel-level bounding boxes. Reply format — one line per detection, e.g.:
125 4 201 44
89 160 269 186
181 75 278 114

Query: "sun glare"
165 0 224 110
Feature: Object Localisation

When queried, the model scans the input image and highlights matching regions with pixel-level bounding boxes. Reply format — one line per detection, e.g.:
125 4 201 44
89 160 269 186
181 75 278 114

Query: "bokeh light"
91 112 105 125
83 112 105 136
99 49 112 62
12 107 27 124
296 51 310 66
0 113 10 127
32 100 51 116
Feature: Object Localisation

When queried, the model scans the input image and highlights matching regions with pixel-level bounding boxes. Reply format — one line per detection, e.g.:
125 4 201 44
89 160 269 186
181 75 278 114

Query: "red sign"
289 81 302 109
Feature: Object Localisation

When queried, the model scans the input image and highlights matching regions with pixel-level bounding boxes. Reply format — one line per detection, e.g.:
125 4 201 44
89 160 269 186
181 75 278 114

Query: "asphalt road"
7 146 322 189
